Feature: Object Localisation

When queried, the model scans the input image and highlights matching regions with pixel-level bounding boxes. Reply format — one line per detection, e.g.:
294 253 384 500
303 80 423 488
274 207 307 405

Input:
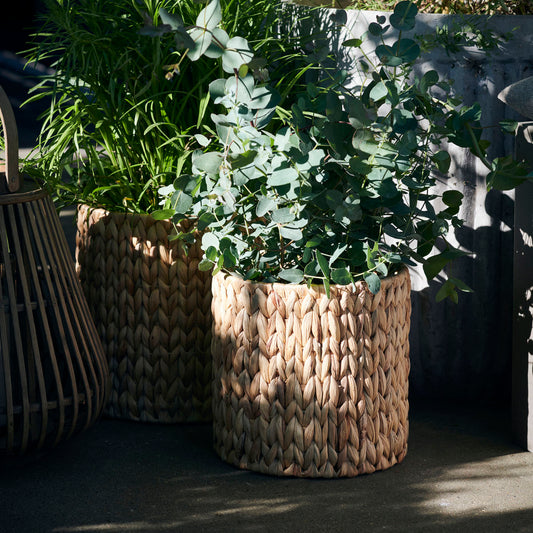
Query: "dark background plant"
162 1 532 301
293 0 533 15
22 0 313 212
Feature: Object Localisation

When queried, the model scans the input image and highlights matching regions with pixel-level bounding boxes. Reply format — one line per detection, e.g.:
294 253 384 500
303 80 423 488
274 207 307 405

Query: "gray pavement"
2 50 533 533
2 406 533 533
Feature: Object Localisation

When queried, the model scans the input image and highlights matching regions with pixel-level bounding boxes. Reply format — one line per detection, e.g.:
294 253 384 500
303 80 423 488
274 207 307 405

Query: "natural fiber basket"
211 268 411 477
76 205 212 423
0 86 108 454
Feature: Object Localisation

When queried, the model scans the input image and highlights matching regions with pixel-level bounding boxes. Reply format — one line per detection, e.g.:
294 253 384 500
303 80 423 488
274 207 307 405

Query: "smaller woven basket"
76 206 212 423
211 268 411 477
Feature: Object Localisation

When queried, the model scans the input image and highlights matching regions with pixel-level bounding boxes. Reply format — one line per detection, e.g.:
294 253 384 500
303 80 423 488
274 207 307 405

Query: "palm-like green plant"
24 0 308 212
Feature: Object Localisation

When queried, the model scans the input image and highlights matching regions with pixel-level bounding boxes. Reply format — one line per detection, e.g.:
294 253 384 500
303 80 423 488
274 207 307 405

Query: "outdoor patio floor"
2 405 533 532
2 49 533 533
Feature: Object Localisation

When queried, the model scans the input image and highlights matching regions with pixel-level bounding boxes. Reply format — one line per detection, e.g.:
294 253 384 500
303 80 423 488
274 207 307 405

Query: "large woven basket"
76 205 212 423
211 268 411 477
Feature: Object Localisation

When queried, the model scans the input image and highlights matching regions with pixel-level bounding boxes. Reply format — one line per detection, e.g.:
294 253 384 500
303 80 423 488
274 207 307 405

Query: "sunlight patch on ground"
414 452 533 516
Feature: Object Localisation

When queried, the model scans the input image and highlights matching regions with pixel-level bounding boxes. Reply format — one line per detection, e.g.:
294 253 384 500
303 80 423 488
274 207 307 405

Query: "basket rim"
213 264 410 295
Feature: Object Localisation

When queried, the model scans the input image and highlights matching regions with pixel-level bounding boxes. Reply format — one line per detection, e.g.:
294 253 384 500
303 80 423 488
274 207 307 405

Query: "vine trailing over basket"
156 1 532 301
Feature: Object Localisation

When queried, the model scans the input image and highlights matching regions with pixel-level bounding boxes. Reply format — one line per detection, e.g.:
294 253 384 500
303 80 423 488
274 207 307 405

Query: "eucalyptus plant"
23 0 305 212
161 1 531 301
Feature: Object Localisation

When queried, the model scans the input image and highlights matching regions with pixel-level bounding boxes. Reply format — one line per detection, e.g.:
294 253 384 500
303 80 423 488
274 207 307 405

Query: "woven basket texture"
76 205 212 423
211 268 411 477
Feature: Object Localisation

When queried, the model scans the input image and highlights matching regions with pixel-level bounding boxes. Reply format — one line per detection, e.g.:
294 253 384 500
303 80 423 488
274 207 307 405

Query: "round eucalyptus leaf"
369 81 388 103
225 74 254 105
364 272 381 294
369 22 383 36
390 1 418 30
222 37 253 74
198 258 214 271
394 38 420 63
195 0 222 31
204 27 228 58
159 8 185 31
202 232 219 251
280 226 303 241
170 190 193 216
209 78 226 100
375 45 403 67
267 166 298 187
187 26 213 61
256 197 276 217
205 246 218 261
331 268 352 285
194 152 223 174
420 70 439 93
272 207 295 224
151 209 174 221
279 268 304 283
251 86 281 110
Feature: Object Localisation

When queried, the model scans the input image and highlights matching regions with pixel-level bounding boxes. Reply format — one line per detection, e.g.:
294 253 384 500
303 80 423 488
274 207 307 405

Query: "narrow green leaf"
436 280 459 303
342 38 362 48
423 249 467 281
316 250 330 278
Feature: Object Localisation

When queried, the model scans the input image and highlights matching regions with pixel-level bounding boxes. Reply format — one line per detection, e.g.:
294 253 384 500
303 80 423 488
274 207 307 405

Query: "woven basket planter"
76 205 212 423
211 268 411 477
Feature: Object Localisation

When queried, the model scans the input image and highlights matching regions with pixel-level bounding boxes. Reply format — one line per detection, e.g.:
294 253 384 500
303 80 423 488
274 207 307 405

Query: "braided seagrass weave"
211 268 411 477
76 205 212 423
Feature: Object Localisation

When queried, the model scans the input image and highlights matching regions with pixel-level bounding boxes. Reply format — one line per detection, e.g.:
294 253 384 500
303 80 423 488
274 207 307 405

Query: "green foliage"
293 0 533 15
23 0 304 212
162 1 531 299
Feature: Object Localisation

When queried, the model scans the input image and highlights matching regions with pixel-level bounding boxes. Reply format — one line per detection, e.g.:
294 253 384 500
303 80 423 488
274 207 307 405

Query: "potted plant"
162 1 531 475
24 0 301 423
286 0 533 408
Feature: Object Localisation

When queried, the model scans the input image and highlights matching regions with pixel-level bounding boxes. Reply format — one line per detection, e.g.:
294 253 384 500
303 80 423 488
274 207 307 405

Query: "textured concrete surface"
2 406 533 533
2 41 533 533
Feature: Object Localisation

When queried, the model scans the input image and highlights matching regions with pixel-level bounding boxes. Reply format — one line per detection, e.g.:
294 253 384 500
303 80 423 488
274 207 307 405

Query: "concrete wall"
283 5 533 406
